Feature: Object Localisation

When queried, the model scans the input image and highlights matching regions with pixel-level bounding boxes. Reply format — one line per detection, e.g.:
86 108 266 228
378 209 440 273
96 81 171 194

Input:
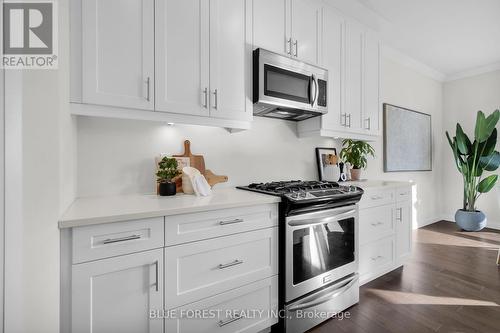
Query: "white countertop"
59 188 281 228
340 179 413 189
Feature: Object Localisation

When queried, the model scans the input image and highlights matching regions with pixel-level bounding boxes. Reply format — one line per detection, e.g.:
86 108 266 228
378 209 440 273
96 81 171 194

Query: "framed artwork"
383 103 432 172
315 147 340 181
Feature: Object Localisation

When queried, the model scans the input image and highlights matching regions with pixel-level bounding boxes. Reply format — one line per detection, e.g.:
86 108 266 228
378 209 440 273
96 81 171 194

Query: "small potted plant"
446 109 499 231
156 157 181 196
339 139 375 181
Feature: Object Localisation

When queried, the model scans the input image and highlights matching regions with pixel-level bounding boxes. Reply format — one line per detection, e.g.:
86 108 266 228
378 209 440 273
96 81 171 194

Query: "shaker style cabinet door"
82 0 154 110
396 202 412 263
155 0 210 116
71 249 163 333
319 6 344 131
363 29 381 135
290 0 322 65
252 0 289 55
344 19 363 131
209 0 252 121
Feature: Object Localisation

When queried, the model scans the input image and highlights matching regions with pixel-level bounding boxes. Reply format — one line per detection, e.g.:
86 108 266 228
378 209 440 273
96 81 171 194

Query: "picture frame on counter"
315 147 340 182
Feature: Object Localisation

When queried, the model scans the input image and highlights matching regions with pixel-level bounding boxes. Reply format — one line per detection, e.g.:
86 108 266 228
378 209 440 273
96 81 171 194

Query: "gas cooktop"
237 180 363 203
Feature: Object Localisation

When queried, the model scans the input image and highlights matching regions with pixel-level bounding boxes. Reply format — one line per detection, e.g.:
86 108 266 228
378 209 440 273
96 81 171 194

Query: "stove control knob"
349 185 357 192
291 192 299 199
299 191 307 198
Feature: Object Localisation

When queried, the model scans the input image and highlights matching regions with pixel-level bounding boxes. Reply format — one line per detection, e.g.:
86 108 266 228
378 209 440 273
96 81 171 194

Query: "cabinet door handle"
202 87 208 108
103 234 141 244
347 114 352 127
218 259 243 270
293 40 298 57
145 77 151 101
396 208 403 221
341 113 347 126
286 37 292 55
365 117 371 130
218 314 242 327
154 260 159 292
219 218 244 226
212 89 218 109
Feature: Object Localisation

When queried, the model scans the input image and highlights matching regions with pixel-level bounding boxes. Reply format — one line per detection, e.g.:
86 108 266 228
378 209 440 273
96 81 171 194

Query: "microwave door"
263 64 311 106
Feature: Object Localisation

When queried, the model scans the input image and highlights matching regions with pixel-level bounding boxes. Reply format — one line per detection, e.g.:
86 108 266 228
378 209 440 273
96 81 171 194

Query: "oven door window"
264 64 311 104
293 218 355 285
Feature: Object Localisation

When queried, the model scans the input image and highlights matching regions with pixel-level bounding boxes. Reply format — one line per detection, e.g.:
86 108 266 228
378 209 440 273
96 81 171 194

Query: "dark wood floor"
311 221 500 333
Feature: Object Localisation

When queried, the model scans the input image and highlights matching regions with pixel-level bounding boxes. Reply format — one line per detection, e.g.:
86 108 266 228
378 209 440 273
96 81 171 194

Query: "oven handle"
287 209 356 227
287 274 358 312
310 75 318 107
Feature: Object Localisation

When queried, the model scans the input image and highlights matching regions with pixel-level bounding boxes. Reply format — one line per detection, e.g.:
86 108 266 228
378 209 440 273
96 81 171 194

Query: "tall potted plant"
446 110 499 231
156 157 181 196
339 139 375 181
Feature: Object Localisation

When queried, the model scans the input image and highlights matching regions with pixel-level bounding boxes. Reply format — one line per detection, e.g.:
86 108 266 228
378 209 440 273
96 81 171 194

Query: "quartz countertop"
59 188 281 228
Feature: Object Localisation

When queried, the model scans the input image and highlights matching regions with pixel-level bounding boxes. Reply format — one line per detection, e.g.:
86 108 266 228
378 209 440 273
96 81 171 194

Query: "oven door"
285 205 358 302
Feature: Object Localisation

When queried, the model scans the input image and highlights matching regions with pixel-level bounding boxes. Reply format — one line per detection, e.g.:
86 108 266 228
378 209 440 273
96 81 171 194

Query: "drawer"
165 276 278 333
359 189 395 209
165 227 278 309
72 217 164 264
359 236 394 276
165 204 278 246
396 186 412 203
359 205 395 245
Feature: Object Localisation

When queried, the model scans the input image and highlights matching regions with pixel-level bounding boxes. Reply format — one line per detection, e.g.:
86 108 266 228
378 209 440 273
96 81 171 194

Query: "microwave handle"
310 75 318 106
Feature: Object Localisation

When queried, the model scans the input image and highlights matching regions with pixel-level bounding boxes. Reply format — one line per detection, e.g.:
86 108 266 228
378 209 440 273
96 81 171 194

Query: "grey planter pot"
455 209 487 231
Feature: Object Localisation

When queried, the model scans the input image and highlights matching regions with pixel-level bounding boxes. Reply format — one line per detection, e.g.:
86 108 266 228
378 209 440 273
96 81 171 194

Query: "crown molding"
445 61 500 82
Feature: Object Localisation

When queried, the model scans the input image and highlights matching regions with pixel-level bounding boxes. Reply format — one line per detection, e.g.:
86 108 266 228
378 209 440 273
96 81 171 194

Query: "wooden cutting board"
173 140 206 174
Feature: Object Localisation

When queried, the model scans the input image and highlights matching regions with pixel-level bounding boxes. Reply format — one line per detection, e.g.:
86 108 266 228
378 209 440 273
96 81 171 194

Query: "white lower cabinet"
166 276 278 333
72 249 164 333
358 185 412 285
65 204 278 333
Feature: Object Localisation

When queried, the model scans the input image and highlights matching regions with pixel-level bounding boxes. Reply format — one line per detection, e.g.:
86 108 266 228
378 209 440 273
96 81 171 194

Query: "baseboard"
417 217 442 228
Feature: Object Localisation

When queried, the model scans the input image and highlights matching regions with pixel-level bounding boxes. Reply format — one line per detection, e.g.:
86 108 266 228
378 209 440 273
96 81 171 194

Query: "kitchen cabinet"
71 249 163 333
81 0 154 110
358 184 412 285
71 0 252 129
297 9 381 140
155 0 209 117
252 0 322 65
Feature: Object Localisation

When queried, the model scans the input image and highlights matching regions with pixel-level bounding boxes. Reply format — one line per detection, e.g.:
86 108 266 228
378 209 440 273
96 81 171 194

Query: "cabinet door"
209 0 252 121
344 19 364 131
363 30 380 135
319 6 344 131
253 0 289 55
396 203 412 263
155 0 210 116
82 0 154 110
290 0 322 65
72 249 163 333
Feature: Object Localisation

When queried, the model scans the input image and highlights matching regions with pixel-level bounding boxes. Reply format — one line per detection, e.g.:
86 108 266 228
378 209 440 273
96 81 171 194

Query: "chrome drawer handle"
218 259 243 270
370 221 383 226
218 314 242 327
103 234 141 244
219 218 244 226
371 195 383 200
370 255 383 261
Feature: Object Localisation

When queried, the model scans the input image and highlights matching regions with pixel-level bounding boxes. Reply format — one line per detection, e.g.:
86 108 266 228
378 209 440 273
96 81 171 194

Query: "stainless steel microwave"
253 48 328 121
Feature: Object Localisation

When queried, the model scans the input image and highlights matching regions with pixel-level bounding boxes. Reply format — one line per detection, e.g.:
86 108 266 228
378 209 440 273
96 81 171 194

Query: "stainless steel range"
237 181 363 333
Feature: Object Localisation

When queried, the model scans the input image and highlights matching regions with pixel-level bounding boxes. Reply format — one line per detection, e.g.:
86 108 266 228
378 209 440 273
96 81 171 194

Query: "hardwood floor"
310 221 500 333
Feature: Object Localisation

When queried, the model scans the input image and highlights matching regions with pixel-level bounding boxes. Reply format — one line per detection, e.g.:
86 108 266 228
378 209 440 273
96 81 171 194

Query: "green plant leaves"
474 110 500 143
477 174 499 193
455 124 471 155
480 128 497 156
340 140 375 169
479 151 500 171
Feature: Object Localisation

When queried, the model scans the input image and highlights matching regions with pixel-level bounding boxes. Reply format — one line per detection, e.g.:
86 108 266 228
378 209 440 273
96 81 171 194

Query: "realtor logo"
2 1 58 69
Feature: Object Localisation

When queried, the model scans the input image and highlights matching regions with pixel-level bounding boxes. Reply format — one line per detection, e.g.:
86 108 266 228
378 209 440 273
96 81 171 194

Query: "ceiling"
353 0 500 78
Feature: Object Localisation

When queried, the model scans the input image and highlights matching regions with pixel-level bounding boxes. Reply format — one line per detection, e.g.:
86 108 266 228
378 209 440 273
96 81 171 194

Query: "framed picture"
315 147 339 181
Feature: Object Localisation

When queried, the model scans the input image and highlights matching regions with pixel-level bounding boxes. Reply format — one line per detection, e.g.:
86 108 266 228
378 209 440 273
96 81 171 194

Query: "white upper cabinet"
209 0 252 121
253 0 322 65
363 29 381 135
82 0 154 110
155 0 210 117
289 0 322 65
252 0 288 55
344 19 364 132
318 5 343 132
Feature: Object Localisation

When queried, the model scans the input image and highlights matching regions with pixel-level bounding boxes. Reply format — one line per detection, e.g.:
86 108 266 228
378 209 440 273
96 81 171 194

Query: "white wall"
442 70 500 228
76 55 445 229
